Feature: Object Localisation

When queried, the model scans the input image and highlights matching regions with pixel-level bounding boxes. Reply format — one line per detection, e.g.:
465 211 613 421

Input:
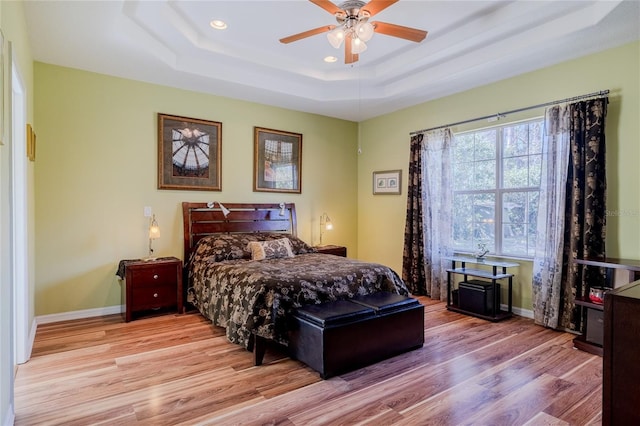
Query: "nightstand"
315 245 347 257
120 257 183 322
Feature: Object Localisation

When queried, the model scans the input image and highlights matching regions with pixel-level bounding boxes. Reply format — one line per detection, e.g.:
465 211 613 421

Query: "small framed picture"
373 169 402 195
157 113 222 191
254 127 302 193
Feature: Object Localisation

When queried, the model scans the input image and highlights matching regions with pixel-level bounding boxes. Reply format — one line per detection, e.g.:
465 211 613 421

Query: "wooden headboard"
182 202 298 261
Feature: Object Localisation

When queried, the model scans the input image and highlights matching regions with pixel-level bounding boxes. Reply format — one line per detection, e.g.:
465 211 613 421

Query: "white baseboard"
36 305 123 325
16 319 38 365
28 319 37 355
503 304 534 319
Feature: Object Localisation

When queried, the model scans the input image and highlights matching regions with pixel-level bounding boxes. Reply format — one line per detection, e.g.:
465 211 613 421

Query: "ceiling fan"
280 0 428 64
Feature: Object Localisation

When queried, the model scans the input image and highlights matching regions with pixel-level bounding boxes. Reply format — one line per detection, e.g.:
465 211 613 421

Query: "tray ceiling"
24 0 640 121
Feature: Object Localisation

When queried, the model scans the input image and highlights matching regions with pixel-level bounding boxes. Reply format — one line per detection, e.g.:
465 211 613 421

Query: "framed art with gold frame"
253 126 302 194
157 113 222 191
373 169 402 195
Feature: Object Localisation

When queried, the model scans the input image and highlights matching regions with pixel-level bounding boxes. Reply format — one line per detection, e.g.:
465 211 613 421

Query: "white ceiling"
24 0 640 121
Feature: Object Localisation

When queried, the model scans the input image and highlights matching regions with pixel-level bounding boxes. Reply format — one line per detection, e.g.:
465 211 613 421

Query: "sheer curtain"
532 104 571 328
532 98 608 330
403 128 453 299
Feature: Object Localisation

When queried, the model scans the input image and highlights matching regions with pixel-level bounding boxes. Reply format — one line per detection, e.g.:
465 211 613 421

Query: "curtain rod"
410 89 610 136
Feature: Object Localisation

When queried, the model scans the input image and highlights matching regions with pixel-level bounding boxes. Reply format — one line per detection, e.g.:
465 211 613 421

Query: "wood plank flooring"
14 298 602 425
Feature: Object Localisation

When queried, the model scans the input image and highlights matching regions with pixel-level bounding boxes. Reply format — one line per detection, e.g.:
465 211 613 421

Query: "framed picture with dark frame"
158 113 222 191
253 126 302 193
373 169 402 195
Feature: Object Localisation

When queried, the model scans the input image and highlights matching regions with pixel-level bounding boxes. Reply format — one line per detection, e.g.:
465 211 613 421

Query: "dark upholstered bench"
288 292 424 378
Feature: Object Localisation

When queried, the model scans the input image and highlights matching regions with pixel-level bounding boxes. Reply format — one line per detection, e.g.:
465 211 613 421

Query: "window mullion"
495 129 503 255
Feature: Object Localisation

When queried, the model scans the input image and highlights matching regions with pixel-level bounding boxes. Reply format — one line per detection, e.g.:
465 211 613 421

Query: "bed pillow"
254 233 317 255
247 238 295 261
192 234 258 263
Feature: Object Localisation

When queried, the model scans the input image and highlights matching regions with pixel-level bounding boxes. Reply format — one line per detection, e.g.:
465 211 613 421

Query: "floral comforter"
186 234 409 349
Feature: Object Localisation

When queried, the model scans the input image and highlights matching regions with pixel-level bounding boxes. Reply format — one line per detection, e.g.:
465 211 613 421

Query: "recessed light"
210 20 227 30
324 56 338 63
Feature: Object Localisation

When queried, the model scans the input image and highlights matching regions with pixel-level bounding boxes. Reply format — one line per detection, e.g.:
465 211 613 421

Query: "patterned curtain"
532 97 607 330
402 129 453 299
561 98 608 331
402 133 427 295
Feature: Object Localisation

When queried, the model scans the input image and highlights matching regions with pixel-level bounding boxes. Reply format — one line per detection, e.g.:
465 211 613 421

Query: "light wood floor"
15 298 602 425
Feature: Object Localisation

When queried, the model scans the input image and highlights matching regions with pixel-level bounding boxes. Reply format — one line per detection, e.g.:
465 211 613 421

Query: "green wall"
358 41 640 311
34 64 358 315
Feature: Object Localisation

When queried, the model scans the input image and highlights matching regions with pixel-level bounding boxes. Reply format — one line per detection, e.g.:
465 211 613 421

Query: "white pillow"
247 238 295 261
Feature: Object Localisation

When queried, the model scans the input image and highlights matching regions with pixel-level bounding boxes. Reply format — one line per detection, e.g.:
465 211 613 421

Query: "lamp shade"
356 22 374 42
351 37 367 54
327 27 345 49
149 215 161 239
320 212 333 245
325 216 333 230
218 202 231 218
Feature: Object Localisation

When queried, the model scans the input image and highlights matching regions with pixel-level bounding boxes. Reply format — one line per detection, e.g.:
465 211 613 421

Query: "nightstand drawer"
132 284 177 311
130 265 177 288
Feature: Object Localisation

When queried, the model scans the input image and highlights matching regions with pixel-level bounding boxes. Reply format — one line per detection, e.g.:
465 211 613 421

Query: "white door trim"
11 44 31 365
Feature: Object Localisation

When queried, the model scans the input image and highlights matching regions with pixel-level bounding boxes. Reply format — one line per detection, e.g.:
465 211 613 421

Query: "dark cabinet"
603 279 640 426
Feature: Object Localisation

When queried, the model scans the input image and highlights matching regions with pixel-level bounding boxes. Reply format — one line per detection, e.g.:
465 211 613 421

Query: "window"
451 118 543 257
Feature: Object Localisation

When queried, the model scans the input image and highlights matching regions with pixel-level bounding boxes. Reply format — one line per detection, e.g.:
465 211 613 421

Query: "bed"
182 202 409 357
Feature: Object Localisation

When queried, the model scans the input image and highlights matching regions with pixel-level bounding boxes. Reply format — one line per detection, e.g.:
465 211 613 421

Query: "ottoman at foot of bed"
287 292 424 379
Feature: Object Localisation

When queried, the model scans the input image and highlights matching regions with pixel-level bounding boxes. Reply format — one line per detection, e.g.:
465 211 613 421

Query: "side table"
445 256 518 321
315 245 347 257
117 257 183 322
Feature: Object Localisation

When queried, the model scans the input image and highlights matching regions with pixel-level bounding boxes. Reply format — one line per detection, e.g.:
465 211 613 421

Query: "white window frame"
452 117 544 258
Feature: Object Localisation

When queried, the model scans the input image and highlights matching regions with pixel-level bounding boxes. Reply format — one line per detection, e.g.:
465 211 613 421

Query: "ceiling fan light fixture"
351 37 367 54
279 0 428 65
355 22 374 42
327 27 345 48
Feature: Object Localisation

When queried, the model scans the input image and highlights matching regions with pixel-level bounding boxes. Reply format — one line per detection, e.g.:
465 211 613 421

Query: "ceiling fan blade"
309 0 343 15
362 0 399 17
345 39 359 64
372 21 428 42
280 25 335 44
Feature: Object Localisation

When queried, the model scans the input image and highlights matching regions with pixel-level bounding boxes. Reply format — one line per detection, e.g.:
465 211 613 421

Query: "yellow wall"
34 42 639 317
358 41 640 311
34 64 358 315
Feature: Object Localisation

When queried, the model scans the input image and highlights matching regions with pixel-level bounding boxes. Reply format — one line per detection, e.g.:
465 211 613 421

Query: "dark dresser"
603 279 640 426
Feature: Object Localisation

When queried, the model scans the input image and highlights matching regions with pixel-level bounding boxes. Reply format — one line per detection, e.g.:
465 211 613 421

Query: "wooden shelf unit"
572 257 640 355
